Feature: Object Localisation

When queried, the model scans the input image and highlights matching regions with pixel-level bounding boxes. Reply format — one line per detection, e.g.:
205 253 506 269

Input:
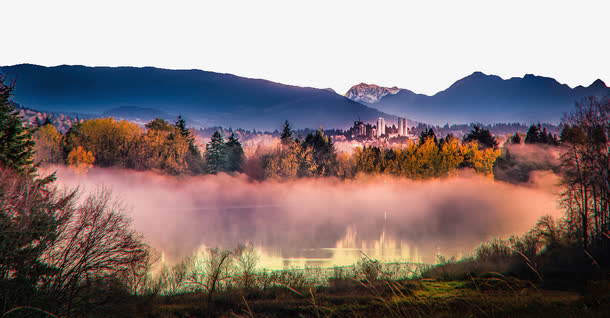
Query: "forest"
2 74 610 317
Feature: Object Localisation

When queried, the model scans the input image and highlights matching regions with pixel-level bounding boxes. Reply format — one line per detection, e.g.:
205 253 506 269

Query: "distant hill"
11 102 86 133
0 64 395 130
345 72 610 125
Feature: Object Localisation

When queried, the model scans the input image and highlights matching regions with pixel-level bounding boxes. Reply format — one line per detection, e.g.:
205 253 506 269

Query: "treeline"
34 115 207 174
33 115 506 180
410 122 562 140
350 132 500 179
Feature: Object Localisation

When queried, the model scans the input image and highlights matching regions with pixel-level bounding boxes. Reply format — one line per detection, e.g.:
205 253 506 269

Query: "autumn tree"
302 128 337 176
264 141 317 179
34 122 65 164
66 146 95 173
65 118 143 168
143 118 191 174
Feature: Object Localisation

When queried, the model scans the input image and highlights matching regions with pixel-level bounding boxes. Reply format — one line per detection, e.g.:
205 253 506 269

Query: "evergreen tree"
225 133 244 172
511 132 522 144
174 115 191 141
0 75 36 174
280 120 293 146
205 131 226 174
174 115 199 153
525 123 559 145
463 125 498 149
419 128 437 145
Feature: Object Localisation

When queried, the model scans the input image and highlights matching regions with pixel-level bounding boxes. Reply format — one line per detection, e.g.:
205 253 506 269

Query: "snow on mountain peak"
345 83 401 104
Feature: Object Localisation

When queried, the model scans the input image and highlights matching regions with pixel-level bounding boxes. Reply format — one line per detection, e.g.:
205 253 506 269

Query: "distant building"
354 121 366 138
376 117 385 137
398 117 403 137
397 117 407 136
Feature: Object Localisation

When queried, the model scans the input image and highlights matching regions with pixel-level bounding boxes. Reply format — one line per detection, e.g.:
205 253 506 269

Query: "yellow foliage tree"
66 146 95 173
66 118 143 167
34 124 64 164
264 142 317 180
144 126 189 174
460 142 501 177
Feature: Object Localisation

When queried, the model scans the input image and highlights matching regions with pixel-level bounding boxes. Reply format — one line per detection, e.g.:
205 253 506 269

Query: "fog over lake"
50 166 560 269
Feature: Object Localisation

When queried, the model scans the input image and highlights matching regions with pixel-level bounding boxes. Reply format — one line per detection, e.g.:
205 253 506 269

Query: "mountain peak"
345 83 401 104
589 79 607 89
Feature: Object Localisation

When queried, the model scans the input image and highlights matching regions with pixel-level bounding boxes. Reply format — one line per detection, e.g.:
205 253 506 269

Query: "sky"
3 0 609 95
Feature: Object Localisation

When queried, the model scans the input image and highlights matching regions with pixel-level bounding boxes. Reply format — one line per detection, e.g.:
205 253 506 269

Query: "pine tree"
225 133 244 172
463 125 498 149
205 131 226 174
174 115 198 154
0 75 36 174
280 120 293 146
524 123 542 144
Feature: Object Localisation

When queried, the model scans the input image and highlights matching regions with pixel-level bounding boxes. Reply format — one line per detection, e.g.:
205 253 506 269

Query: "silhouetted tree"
419 128 437 145
0 168 75 315
463 125 498 149
510 132 522 144
280 120 293 146
525 123 559 145
560 96 610 250
224 133 244 172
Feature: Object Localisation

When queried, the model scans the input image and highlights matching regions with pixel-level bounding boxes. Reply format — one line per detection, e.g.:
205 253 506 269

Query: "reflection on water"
254 226 445 270
174 224 469 271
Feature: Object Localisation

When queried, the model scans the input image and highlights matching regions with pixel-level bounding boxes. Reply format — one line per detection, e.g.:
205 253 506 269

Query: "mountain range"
345 72 610 125
2 64 608 130
0 64 394 131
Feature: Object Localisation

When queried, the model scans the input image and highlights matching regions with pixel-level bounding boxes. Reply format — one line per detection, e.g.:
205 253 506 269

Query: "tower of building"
398 117 403 137
377 117 385 137
397 117 408 136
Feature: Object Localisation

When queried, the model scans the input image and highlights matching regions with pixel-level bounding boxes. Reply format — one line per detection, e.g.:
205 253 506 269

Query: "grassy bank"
137 276 609 317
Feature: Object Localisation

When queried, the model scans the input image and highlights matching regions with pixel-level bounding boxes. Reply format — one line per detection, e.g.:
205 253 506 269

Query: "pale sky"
3 0 609 95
